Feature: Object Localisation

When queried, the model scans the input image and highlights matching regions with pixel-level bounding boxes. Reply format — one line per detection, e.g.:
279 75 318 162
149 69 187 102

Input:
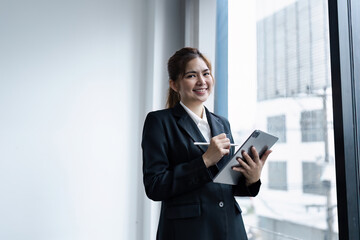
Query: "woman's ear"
169 79 178 92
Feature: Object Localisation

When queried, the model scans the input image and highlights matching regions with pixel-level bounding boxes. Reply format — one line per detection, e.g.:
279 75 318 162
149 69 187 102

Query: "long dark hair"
166 47 213 108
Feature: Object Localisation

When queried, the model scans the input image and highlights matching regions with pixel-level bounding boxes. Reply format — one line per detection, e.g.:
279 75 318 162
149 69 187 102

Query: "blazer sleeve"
142 112 213 201
233 178 261 197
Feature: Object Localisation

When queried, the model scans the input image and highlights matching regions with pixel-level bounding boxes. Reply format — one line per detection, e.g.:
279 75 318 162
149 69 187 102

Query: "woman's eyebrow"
184 69 209 75
184 70 197 75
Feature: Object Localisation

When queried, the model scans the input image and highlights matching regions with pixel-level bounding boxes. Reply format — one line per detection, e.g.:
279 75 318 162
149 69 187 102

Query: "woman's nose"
197 75 206 84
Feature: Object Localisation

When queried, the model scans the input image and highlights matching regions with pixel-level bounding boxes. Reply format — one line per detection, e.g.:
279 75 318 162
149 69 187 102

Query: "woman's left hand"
232 146 272 186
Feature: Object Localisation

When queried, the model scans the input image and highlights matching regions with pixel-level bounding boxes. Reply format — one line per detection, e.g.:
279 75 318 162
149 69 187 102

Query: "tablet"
213 130 278 185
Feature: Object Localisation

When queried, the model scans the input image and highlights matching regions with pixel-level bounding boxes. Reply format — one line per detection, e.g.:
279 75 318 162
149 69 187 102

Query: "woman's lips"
193 88 208 94
193 88 207 92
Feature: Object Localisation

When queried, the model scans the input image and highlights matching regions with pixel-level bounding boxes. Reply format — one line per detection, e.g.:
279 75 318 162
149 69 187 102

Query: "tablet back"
213 130 278 185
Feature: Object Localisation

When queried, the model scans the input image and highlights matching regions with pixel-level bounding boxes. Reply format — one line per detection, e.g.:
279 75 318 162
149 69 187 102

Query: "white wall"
0 1 216 239
0 0 161 239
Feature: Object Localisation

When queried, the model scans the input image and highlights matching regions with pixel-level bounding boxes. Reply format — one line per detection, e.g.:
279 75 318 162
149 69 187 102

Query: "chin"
197 96 209 102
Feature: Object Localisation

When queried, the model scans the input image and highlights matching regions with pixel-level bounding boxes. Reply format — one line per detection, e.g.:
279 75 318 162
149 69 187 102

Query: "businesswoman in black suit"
142 47 271 240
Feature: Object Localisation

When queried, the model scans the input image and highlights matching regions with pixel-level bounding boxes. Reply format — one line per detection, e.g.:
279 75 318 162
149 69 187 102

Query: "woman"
142 47 271 240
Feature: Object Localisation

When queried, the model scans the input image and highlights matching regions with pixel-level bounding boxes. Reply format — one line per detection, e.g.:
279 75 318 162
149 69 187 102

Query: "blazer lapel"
205 107 226 137
172 103 208 153
205 107 231 170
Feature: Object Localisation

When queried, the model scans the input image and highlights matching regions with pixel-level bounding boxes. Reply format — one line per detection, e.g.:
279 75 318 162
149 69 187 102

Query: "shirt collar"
180 101 208 125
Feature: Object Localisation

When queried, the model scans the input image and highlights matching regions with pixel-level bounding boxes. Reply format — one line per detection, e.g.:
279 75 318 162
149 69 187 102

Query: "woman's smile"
193 87 208 94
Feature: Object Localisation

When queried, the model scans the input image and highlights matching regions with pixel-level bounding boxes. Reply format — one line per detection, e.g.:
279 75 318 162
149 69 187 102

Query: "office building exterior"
253 0 338 238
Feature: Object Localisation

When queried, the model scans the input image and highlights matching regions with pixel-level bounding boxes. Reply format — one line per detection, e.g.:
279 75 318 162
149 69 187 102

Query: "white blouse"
180 102 211 143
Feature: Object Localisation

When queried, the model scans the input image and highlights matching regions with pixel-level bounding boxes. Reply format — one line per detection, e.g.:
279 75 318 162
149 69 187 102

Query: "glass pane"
228 0 338 239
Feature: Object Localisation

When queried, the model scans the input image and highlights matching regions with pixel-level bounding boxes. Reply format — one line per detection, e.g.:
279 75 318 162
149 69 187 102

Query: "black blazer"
142 103 261 240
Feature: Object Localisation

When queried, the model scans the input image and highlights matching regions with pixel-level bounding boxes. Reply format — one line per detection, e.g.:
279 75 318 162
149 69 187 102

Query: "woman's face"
170 57 214 108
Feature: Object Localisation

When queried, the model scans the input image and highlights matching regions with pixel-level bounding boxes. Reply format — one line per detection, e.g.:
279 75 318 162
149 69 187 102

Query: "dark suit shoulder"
205 110 231 130
145 103 187 121
208 111 229 123
143 108 179 134
146 108 172 117
144 108 174 122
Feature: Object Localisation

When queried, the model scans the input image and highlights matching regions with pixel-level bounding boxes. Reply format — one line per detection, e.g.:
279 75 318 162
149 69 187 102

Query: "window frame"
214 0 228 118
328 0 360 239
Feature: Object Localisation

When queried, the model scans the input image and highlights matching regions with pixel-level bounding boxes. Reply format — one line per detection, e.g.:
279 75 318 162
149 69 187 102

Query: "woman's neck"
183 102 204 118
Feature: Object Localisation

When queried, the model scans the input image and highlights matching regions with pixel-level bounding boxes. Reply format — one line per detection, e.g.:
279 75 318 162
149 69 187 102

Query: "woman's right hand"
202 133 231 168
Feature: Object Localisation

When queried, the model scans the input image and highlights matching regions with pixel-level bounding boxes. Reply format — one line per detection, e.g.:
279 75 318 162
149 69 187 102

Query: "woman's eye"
204 72 210 76
186 74 196 78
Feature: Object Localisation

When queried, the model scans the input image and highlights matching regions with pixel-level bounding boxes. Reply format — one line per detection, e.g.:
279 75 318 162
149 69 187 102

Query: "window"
302 161 327 196
267 115 286 143
227 0 340 239
222 0 360 238
300 109 325 142
268 161 287 190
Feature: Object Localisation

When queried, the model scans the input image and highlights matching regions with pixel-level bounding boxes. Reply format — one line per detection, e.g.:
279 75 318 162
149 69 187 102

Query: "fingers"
241 150 256 167
232 157 252 175
203 134 231 167
260 149 272 165
261 149 272 161
235 157 250 170
211 133 230 149
222 148 230 156
242 147 271 165
218 140 231 155
214 133 227 140
232 166 244 173
250 147 260 162
232 147 272 185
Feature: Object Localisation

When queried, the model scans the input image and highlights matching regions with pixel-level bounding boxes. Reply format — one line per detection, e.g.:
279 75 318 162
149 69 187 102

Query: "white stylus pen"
194 142 239 146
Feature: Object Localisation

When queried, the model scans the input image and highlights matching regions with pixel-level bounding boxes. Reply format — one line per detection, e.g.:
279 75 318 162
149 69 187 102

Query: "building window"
268 161 287 190
300 109 325 142
302 161 327 196
267 115 286 143
228 0 339 238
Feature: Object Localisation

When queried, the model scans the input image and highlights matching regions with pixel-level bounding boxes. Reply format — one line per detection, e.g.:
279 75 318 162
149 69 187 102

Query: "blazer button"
219 201 224 208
